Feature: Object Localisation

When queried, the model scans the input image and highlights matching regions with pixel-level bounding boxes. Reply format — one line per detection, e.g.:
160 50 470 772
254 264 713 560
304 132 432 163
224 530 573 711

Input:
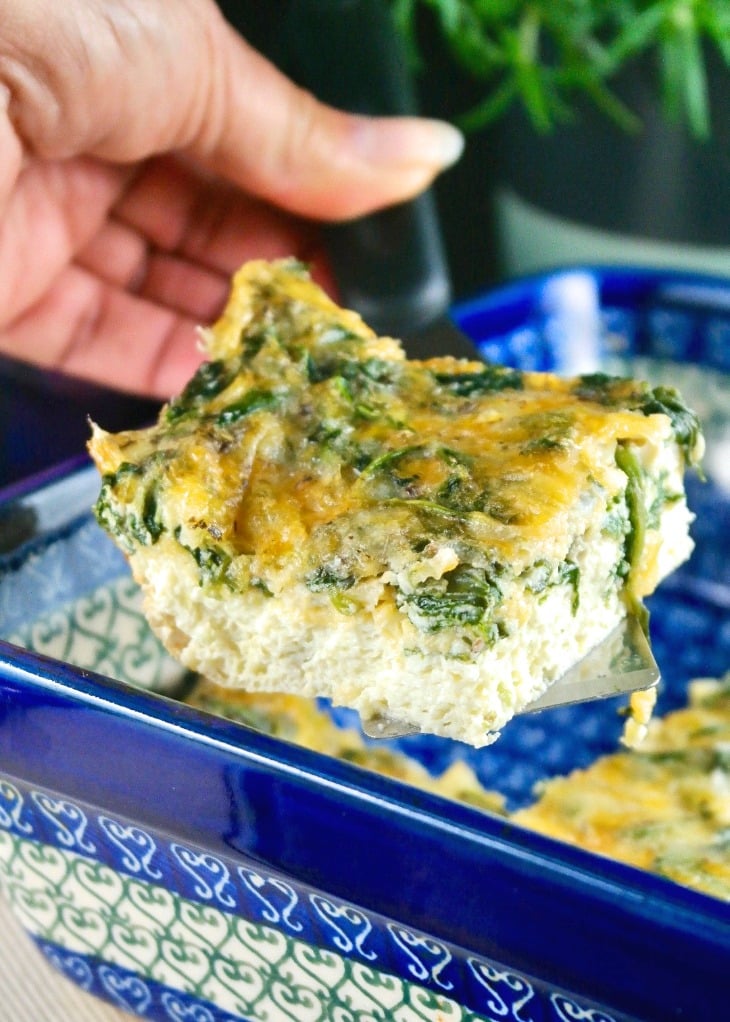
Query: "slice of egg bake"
89 259 703 746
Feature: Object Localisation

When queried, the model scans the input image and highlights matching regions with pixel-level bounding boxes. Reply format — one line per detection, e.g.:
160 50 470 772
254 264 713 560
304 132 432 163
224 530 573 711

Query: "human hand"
0 0 463 397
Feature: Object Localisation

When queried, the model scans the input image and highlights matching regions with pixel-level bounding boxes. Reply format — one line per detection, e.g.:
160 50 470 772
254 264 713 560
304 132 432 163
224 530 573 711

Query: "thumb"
190 24 464 221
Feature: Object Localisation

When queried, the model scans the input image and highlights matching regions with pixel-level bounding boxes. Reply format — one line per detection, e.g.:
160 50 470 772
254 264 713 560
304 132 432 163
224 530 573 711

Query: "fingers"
96 155 336 300
77 221 230 322
1 154 340 399
192 26 464 220
0 147 339 398
0 154 130 322
2 240 335 400
77 156 332 316
111 158 314 273
0 263 204 397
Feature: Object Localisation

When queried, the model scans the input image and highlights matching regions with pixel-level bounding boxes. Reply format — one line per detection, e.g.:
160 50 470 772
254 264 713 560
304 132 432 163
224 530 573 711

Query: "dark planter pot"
490 52 730 278
218 5 730 295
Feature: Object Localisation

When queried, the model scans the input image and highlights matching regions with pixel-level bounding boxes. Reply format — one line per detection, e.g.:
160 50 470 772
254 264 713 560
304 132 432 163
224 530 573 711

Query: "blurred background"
223 0 730 295
3 0 730 487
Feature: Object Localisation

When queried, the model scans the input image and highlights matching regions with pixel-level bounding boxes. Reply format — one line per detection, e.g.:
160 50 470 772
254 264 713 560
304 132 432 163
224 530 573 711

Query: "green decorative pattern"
0 830 489 1022
8 575 185 694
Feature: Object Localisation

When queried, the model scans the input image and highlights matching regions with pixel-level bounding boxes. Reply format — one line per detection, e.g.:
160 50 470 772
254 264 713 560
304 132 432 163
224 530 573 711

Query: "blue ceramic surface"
0 267 728 1022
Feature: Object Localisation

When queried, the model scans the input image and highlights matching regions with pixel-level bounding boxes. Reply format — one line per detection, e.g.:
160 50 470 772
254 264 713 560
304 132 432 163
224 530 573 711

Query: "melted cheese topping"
90 259 699 603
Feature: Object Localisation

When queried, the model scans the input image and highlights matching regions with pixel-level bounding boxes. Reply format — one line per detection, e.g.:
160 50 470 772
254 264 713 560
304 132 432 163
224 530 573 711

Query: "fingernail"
355 116 464 172
405 118 465 169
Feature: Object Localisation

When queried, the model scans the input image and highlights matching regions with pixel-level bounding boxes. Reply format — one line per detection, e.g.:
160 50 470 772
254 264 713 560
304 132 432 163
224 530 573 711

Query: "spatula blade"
523 614 659 713
360 615 660 739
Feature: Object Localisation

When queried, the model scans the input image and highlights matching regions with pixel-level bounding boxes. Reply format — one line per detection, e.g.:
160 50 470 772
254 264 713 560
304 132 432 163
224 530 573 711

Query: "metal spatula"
361 615 660 739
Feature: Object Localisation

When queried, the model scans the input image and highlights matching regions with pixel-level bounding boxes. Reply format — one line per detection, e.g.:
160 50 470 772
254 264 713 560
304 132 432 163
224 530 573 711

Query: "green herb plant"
391 0 730 137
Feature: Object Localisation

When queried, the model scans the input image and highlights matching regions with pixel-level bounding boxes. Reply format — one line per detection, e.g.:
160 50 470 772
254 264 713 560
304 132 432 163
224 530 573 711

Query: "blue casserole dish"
0 267 728 1022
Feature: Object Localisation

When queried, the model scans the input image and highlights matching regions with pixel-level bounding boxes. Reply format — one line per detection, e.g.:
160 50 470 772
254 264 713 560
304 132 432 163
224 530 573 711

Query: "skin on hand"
0 0 463 398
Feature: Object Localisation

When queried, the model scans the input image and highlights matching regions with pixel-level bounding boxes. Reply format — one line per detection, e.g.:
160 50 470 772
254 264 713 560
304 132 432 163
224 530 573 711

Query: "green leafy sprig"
391 0 730 137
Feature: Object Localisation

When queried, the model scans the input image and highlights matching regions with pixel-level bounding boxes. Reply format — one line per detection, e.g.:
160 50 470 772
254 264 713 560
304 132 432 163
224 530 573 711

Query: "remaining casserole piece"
89 259 702 746
515 675 730 902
